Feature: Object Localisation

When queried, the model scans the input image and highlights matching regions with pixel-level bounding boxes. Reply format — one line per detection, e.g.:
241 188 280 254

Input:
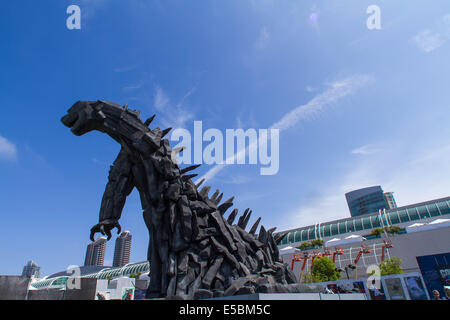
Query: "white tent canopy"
406 223 425 228
406 218 450 233
429 218 450 225
279 246 300 255
344 235 366 240
325 235 366 247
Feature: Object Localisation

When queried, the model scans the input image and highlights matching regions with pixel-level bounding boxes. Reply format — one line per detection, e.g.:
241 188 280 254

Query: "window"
437 201 450 215
427 204 440 217
307 228 315 240
370 215 381 228
388 211 400 224
354 218 363 231
338 222 346 234
417 205 430 219
287 231 294 244
362 216 372 229
294 231 301 243
331 223 339 236
323 225 331 237
319 225 325 238
407 208 420 221
300 229 307 242
397 210 409 223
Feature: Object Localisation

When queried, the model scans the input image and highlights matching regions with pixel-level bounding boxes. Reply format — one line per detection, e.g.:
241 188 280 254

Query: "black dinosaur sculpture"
61 100 317 299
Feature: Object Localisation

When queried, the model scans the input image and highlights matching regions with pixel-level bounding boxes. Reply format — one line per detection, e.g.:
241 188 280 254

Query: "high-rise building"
345 186 393 217
84 237 107 266
22 260 41 278
113 231 132 267
384 192 397 210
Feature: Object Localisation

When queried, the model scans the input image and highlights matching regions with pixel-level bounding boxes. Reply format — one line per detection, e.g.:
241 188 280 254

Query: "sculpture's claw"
89 221 121 241
115 222 122 235
90 228 96 242
105 228 112 241
100 224 106 236
90 223 102 242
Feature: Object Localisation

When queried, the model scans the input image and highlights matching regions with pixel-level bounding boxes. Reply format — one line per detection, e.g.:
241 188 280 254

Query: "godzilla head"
61 100 111 136
62 100 170 157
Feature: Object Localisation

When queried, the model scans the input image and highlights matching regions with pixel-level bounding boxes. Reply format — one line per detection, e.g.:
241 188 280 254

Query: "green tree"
370 228 383 237
297 241 312 250
301 272 315 284
379 257 404 276
385 226 402 235
310 239 324 247
129 272 142 279
311 256 341 282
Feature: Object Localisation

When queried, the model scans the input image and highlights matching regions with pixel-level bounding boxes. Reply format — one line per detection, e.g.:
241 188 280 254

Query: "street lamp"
336 264 356 279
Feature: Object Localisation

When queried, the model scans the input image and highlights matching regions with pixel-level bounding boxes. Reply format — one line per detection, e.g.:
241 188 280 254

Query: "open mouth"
61 112 79 128
61 112 85 135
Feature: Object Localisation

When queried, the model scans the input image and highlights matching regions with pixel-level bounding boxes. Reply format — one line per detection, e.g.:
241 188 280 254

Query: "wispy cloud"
235 112 258 129
0 135 17 161
254 26 270 49
122 82 143 92
152 85 196 128
154 85 170 111
270 75 373 131
412 14 450 52
351 144 381 156
197 74 374 183
413 30 446 52
92 157 108 166
114 65 137 73
79 0 109 21
218 175 252 185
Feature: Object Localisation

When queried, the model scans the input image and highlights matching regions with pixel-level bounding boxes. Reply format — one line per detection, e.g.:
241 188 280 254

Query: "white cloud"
122 82 143 92
154 86 170 111
351 144 381 155
197 74 373 183
152 85 195 128
412 14 450 52
79 0 109 20
413 29 446 52
219 175 252 185
270 75 373 131
114 65 137 73
0 135 17 161
254 26 270 49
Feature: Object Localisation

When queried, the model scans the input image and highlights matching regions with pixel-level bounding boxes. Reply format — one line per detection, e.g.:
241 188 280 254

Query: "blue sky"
1 0 450 276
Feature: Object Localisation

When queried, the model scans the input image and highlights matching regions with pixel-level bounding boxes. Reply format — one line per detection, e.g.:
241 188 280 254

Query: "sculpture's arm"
90 148 135 241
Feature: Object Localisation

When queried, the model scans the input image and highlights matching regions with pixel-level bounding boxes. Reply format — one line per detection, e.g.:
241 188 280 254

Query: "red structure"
381 240 393 262
332 247 344 263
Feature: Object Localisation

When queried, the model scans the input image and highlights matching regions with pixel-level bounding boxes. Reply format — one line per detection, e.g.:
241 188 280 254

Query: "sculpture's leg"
144 208 163 299
158 240 170 296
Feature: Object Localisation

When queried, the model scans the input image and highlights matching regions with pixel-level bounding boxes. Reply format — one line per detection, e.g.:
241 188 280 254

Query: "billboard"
417 252 450 299
384 278 406 300
367 282 386 300
437 265 450 286
404 276 428 300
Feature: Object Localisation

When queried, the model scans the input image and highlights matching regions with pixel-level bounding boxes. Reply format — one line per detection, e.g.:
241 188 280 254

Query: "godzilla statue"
61 100 316 299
